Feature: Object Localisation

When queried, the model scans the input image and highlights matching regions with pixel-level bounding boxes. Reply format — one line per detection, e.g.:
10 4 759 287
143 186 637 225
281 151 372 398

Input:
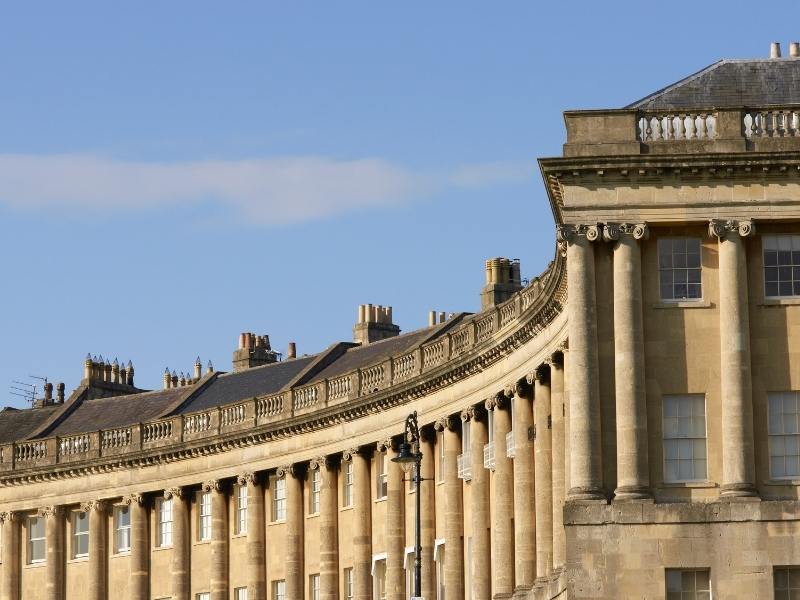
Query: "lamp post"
392 411 425 600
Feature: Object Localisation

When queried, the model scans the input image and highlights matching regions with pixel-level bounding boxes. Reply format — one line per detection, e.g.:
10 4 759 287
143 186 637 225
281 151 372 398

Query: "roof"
0 405 62 443
179 355 316 413
48 388 185 436
627 58 800 110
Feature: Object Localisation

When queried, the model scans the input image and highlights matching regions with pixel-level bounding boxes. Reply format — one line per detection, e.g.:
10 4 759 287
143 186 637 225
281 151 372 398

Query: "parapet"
353 304 400 345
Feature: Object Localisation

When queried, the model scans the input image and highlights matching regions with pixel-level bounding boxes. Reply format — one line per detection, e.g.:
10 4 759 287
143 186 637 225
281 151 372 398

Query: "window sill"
760 298 800 306
659 480 717 488
306 512 320 520
652 300 713 309
152 545 173 552
67 556 89 564
339 505 353 512
764 479 800 486
193 539 211 546
374 496 387 503
111 550 131 558
231 533 247 540
268 519 286 527
24 561 45 569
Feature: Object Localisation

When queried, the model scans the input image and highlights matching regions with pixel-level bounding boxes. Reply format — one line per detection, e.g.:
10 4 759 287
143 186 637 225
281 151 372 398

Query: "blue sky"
0 1 789 404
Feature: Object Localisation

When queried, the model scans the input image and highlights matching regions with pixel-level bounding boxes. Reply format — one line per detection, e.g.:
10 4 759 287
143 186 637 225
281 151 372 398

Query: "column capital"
485 391 510 411
124 493 146 506
342 447 368 462
433 414 459 432
163 487 185 500
38 506 63 519
602 222 649 242
461 404 486 423
80 500 109 514
309 456 331 470
236 471 259 486
527 363 551 386
376 437 398 453
201 479 222 493
513 377 533 399
276 464 302 479
0 510 20 522
708 218 756 240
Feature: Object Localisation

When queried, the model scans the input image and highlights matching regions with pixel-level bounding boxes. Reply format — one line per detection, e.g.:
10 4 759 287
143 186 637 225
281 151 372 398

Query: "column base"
567 486 607 502
613 485 652 500
512 585 533 599
720 482 760 500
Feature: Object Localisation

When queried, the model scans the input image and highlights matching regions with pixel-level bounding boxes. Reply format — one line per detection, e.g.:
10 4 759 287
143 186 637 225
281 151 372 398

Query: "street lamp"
392 411 424 600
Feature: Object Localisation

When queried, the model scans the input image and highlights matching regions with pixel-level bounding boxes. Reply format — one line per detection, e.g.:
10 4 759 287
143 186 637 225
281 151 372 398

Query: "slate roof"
179 355 316 413
0 405 61 444
627 58 800 110
49 388 185 436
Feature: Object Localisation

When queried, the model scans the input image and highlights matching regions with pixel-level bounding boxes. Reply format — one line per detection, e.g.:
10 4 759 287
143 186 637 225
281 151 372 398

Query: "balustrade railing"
457 452 472 481
221 403 247 427
184 412 213 434
422 339 446 370
393 352 416 381
483 442 496 471
59 434 90 456
328 375 352 400
361 365 385 393
257 394 283 418
15 441 47 462
637 112 717 142
142 420 172 444
102 427 132 449
476 312 495 343
744 108 800 138
293 385 318 410
450 327 471 357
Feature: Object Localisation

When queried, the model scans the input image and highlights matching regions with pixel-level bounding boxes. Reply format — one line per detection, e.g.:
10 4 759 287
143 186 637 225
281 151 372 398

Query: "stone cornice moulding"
0 256 567 487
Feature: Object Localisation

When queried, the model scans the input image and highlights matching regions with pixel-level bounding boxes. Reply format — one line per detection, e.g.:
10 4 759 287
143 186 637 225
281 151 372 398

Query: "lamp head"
392 440 417 473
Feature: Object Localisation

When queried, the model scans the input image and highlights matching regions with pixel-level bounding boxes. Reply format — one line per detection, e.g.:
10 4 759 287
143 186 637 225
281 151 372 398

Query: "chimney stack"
287 342 297 359
771 42 782 58
481 257 524 309
354 303 401 345
56 382 65 403
43 382 53 404
790 42 800 58
232 331 279 372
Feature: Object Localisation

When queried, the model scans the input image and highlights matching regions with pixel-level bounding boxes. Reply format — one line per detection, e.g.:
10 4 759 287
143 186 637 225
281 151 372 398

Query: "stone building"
3 45 800 600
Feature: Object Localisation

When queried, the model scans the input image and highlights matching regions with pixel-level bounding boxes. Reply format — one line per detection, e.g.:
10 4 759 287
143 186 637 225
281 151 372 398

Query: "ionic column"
464 405 491 600
419 427 436 600
310 457 339 600
0 512 21 600
710 219 758 498
344 448 372 600
203 481 228 600
42 506 64 600
127 494 149 600
165 488 190 600
549 353 567 571
238 473 266 600
434 415 464 598
84 501 108 600
532 369 553 579
487 393 514 597
605 223 651 499
558 224 604 500
511 380 536 592
381 438 405 600
278 465 304 599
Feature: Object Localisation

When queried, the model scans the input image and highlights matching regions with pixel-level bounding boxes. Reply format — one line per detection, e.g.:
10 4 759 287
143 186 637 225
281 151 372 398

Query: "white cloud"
0 154 531 225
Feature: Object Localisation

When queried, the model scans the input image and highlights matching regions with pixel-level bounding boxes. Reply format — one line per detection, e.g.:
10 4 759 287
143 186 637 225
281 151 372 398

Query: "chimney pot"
790 42 800 58
287 342 296 359
428 310 436 327
366 304 373 323
358 304 366 324
56 383 65 403
439 311 446 324
771 41 782 58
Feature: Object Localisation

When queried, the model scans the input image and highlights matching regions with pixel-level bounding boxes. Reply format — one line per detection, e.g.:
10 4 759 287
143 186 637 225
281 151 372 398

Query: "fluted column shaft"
490 397 514 597
44 508 64 600
534 375 553 579
351 450 372 600
385 441 405 600
467 408 491 600
712 220 757 497
561 226 604 500
283 467 304 599
87 502 108 600
207 482 228 600
420 431 436 600
610 225 650 498
1 513 20 600
550 359 566 570
315 459 339 600
129 496 149 600
169 489 190 600
440 418 464 598
242 475 266 600
512 385 536 591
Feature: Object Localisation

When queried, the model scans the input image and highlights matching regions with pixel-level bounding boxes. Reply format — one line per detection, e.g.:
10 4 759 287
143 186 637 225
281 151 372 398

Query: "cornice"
0 254 566 487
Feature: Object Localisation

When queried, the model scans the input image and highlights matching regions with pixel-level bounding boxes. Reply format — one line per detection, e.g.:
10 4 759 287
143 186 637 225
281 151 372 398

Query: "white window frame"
234 587 248 600
272 579 286 600
343 567 354 600
658 237 703 302
309 573 320 600
157 498 173 547
376 452 388 499
235 484 248 535
768 391 800 479
198 491 212 541
196 593 210 600
28 516 45 564
763 234 800 299
114 504 131 553
462 420 471 453
272 476 287 522
434 539 446 600
438 431 446 483
774 566 800 597
404 546 416 598
342 461 354 507
310 469 321 515
662 394 708 483
372 555 387 600
487 410 494 443
665 568 711 598
72 510 89 559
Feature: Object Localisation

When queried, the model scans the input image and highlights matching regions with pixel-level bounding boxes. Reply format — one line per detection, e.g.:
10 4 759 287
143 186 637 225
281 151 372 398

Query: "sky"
0 1 792 406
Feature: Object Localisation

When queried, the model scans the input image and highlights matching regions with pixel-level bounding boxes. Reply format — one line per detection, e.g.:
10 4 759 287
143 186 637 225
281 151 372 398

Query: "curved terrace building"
5 48 800 600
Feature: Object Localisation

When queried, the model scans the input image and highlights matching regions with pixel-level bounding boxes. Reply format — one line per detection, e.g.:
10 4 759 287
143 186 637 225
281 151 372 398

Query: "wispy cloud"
0 154 531 225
